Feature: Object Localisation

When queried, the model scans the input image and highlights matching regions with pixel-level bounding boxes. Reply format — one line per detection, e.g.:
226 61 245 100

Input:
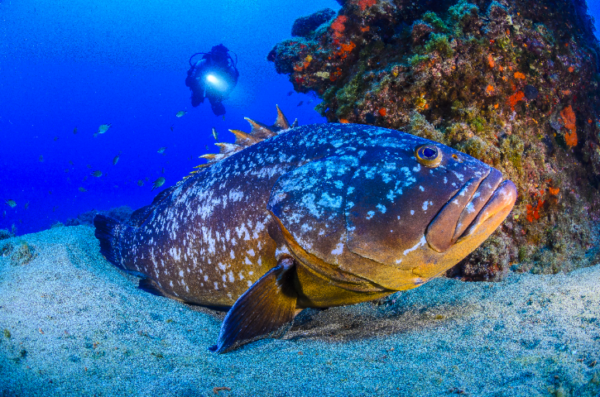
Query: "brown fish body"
95 111 516 353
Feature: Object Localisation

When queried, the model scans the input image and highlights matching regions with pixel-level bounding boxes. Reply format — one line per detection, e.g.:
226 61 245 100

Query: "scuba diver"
185 44 239 116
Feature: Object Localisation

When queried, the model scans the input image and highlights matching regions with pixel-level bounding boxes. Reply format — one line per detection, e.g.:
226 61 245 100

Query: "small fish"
161 167 165 174
5 200 16 208
54 136 59 141
73 126 78 134
86 164 92 169
297 101 303 106
69 160 74 165
137 180 144 186
212 128 218 140
91 170 103 177
170 125 174 132
287 91 294 96
52 206 57 212
205 145 209 150
2 211 5 218
157 147 167 154
145 177 149 181
97 124 111 134
176 111 187 118
79 187 87 192
152 177 165 190
113 154 120 166
64 169 69 173
24 202 29 210
39 155 44 162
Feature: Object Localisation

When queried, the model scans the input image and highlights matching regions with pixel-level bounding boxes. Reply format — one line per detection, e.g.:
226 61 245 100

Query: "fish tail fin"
94 214 126 271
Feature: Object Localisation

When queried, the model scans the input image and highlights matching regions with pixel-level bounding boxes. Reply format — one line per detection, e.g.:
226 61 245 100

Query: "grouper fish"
94 106 517 353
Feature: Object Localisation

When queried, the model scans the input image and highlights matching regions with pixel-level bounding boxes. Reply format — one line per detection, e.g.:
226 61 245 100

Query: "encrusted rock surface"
268 0 600 280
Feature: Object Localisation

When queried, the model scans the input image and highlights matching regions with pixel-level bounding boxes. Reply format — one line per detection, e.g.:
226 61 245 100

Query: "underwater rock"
0 229 14 241
10 242 37 266
291 8 336 38
269 0 600 279
523 84 539 101
65 206 132 227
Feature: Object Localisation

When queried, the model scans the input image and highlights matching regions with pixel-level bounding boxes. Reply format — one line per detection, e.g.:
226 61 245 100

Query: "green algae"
424 33 454 58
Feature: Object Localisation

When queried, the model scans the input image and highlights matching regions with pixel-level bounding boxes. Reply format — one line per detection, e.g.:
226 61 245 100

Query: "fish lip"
451 168 504 243
425 168 492 253
455 179 517 243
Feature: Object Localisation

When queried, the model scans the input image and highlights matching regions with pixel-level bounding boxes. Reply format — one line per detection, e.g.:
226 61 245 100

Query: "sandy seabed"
0 226 599 396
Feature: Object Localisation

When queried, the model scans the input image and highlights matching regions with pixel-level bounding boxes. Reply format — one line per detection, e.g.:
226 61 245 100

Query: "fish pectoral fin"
208 257 298 354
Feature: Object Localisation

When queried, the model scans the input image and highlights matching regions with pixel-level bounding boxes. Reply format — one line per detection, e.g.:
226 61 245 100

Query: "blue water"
0 0 598 235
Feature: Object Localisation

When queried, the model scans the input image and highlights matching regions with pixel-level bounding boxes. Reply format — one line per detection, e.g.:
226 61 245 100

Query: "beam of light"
205 73 228 92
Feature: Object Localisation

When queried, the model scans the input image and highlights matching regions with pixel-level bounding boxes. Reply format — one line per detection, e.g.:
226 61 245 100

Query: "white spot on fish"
422 201 433 211
331 243 344 255
403 236 427 256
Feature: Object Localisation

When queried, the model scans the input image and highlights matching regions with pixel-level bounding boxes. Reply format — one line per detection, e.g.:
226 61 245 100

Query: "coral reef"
65 206 133 227
291 8 336 38
269 0 600 280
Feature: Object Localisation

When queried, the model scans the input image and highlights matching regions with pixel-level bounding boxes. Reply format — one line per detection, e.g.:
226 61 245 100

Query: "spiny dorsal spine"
178 105 297 184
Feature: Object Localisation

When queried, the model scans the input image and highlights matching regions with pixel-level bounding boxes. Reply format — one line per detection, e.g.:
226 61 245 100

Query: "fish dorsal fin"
180 105 297 177
229 129 261 146
274 104 290 130
244 117 277 140
215 142 243 154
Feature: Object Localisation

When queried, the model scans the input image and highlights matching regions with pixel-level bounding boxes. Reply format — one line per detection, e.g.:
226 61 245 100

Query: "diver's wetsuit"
185 45 239 116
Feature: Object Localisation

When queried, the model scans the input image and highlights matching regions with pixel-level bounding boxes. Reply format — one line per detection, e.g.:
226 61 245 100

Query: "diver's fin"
208 257 298 354
182 106 298 177
94 215 125 271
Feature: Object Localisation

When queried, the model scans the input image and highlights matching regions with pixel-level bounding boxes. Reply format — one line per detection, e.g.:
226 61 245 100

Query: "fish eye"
415 145 442 167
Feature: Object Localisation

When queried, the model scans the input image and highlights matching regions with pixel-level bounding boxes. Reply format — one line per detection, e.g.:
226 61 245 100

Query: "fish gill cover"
268 0 600 279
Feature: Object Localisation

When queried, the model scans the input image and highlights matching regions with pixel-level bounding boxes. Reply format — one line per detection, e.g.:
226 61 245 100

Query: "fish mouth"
426 168 517 252
455 179 517 243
